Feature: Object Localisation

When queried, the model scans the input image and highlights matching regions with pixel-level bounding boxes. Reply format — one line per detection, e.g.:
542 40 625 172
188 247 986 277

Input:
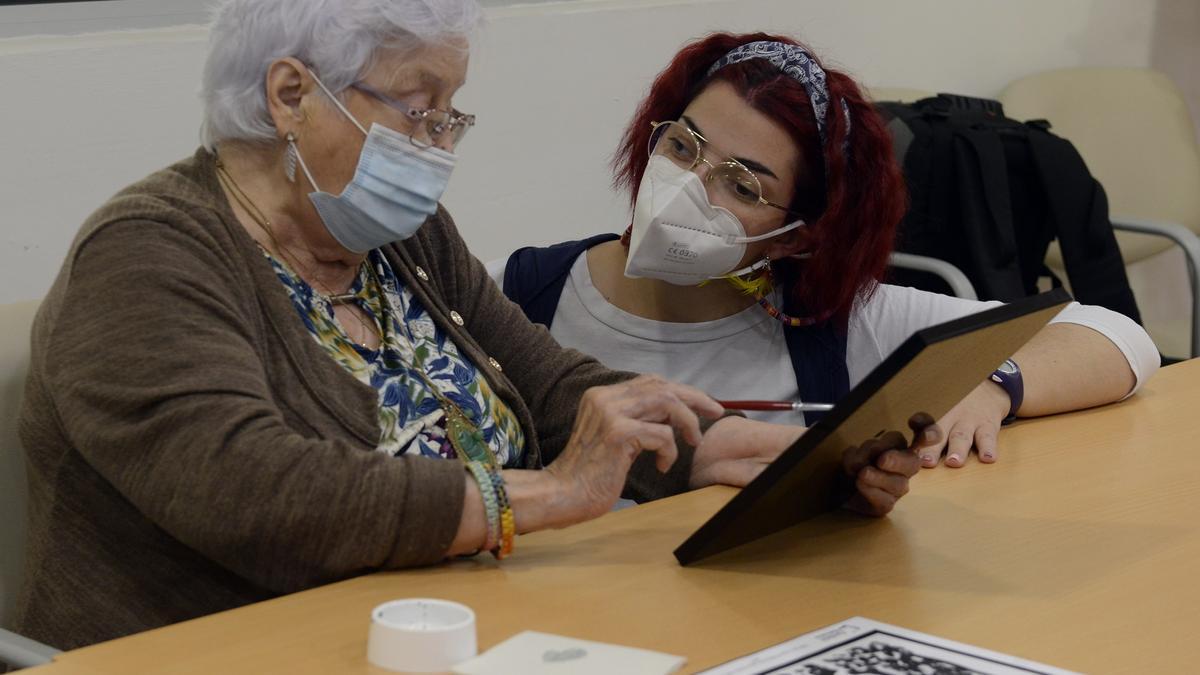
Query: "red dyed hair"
613 32 906 325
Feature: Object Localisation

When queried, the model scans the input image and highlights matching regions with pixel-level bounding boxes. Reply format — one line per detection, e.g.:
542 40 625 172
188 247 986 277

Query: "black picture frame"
675 288 1072 565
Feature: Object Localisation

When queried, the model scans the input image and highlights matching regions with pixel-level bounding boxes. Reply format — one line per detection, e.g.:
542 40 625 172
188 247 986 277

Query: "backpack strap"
501 233 621 328
921 96 1027 300
951 122 1026 300
776 264 851 424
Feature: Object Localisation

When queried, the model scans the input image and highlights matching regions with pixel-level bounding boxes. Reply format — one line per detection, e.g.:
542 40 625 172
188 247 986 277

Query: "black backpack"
876 94 1142 324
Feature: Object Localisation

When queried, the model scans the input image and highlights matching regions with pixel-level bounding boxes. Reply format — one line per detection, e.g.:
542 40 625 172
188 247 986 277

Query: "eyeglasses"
648 120 794 212
351 82 475 150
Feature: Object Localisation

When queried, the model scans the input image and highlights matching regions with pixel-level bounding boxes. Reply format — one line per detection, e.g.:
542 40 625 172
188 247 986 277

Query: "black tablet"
674 288 1072 565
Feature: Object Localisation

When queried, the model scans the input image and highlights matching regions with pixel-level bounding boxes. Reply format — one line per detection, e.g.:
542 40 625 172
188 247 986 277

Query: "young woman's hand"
916 381 1011 468
841 413 940 516
690 414 938 517
688 416 804 489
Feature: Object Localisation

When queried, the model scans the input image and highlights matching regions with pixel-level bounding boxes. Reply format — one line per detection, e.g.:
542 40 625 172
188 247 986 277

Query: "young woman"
491 32 1159 469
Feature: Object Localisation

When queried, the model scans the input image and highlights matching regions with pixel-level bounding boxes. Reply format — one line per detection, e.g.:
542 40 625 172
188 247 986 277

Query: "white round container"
367 598 477 673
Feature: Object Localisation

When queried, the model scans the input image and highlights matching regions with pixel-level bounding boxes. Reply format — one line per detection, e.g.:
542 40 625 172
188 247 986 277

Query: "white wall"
0 0 1164 304
1152 0 1200 141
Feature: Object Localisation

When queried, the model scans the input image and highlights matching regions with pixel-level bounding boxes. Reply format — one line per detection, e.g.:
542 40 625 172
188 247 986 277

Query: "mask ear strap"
287 133 321 192
725 218 805 244
718 256 773 280
307 69 369 137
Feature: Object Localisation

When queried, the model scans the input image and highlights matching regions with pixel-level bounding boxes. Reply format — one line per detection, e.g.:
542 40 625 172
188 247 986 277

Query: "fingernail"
920 454 935 466
982 451 994 461
948 454 961 465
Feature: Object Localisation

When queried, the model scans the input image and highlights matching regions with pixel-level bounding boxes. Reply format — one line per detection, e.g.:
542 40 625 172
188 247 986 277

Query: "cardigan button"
450 311 464 326
415 266 429 281
488 357 503 372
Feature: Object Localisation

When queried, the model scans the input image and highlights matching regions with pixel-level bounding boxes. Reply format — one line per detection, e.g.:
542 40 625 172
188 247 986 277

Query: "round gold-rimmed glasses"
648 120 794 212
351 82 476 150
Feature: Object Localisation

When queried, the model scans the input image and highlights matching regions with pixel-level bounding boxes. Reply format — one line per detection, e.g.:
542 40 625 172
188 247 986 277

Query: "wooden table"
31 359 1200 674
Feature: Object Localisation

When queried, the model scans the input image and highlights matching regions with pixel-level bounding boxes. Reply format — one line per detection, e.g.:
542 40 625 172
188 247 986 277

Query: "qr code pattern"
773 640 987 675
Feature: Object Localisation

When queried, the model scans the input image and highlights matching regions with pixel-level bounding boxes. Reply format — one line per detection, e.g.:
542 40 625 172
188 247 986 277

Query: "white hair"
199 0 483 150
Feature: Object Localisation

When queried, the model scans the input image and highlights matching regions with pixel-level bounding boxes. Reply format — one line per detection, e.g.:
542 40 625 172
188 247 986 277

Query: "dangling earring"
284 132 299 183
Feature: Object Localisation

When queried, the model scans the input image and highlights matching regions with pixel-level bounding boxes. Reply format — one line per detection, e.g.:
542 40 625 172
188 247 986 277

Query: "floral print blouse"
264 249 526 467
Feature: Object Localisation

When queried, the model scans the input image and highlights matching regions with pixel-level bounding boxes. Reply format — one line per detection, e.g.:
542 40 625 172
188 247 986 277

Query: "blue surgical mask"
293 73 457 253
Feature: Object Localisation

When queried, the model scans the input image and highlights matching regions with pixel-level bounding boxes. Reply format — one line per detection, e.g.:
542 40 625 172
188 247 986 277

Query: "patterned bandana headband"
705 40 851 149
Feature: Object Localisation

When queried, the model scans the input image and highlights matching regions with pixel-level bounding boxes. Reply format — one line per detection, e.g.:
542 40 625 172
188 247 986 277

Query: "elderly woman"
13 0 931 651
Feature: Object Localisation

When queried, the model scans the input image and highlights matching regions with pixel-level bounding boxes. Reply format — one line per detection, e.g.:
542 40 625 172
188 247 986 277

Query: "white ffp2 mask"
623 156 804 285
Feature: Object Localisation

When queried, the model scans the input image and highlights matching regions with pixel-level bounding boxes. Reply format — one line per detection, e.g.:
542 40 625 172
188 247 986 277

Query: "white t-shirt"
487 255 1160 425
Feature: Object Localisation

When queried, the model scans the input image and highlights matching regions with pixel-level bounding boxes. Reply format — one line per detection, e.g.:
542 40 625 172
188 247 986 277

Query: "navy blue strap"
501 233 620 328
776 264 850 424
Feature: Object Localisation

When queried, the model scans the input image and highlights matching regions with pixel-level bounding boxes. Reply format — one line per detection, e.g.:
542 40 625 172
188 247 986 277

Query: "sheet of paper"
698 617 1080 675
452 630 686 675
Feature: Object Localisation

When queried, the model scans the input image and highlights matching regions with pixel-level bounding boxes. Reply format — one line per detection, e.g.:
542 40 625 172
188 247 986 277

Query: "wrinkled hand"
917 380 1010 468
689 416 805 489
842 413 942 516
546 375 724 522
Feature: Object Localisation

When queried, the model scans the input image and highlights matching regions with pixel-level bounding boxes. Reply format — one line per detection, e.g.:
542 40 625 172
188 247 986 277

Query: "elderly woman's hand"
841 412 940 516
543 375 725 522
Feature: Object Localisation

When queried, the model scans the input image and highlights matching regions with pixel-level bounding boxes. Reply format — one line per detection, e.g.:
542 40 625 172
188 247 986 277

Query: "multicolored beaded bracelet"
464 461 500 551
484 463 515 559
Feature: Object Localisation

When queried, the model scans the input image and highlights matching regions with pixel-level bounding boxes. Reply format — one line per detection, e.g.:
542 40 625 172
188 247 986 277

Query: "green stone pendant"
444 405 495 465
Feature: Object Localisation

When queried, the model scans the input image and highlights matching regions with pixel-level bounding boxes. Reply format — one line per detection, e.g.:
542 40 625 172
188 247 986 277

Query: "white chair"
1000 67 1200 358
0 299 59 669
